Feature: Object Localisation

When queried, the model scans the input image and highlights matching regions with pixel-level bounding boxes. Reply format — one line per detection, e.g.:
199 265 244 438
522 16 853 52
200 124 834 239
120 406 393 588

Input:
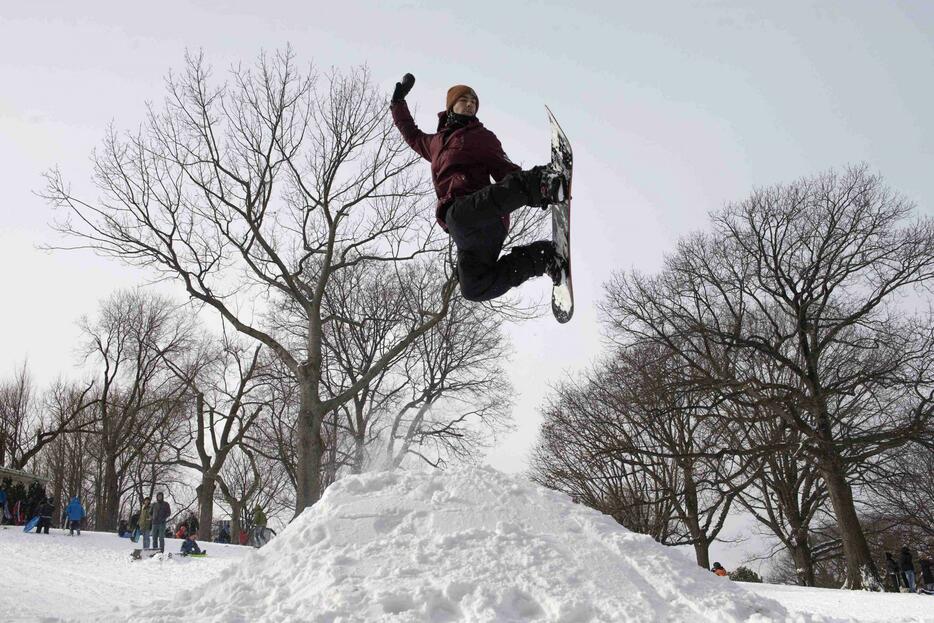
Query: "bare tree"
157 328 267 539
44 49 464 512
864 441 934 540
601 166 934 588
215 446 290 540
531 345 755 567
531 400 678 542
79 290 194 530
737 425 829 586
0 364 97 471
383 289 514 469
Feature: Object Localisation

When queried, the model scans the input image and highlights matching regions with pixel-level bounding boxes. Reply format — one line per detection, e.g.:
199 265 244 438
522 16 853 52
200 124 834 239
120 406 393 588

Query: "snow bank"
135 467 800 623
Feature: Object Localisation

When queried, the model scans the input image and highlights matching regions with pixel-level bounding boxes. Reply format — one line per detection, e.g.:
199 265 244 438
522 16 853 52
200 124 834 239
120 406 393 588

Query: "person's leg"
906 570 916 592
446 192 559 302
143 527 151 549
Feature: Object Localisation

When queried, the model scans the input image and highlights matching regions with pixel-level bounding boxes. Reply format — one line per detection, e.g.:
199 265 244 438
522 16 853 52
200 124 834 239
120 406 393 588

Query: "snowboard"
23 516 39 533
546 106 573 323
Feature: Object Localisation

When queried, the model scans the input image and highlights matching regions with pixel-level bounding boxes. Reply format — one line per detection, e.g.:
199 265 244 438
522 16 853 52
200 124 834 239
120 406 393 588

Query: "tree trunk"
352 432 366 475
229 499 242 545
295 380 326 515
98 455 119 531
196 476 216 540
692 539 711 570
789 539 816 587
818 459 881 590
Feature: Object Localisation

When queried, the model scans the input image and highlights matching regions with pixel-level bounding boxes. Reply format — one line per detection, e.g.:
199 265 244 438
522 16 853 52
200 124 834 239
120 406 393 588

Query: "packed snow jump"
390 73 573 322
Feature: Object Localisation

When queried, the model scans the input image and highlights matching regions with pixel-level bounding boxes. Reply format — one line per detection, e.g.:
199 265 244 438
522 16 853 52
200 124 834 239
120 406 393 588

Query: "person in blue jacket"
0 485 8 525
65 496 85 536
180 533 204 556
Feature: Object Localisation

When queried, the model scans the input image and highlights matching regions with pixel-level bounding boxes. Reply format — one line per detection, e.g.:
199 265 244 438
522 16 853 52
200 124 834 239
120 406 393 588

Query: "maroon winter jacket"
391 101 520 231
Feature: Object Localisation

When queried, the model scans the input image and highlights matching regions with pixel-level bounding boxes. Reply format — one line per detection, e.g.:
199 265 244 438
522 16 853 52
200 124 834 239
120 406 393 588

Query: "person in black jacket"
150 492 171 552
899 545 917 593
35 497 54 535
180 533 204 556
884 552 902 592
919 555 934 592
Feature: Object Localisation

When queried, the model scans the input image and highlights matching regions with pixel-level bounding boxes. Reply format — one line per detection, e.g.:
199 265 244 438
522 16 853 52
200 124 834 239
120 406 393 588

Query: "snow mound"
137 467 801 623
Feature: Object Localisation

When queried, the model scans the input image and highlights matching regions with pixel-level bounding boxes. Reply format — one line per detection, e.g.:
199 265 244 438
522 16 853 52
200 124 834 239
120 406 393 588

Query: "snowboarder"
65 496 85 536
151 492 171 552
389 74 568 303
35 497 53 535
711 562 728 577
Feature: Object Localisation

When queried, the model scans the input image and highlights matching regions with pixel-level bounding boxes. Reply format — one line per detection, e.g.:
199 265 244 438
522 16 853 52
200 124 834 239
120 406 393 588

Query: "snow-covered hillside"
1 467 932 622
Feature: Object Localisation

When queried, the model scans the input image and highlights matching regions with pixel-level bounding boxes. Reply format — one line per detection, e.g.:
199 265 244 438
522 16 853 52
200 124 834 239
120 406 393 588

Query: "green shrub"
730 566 763 583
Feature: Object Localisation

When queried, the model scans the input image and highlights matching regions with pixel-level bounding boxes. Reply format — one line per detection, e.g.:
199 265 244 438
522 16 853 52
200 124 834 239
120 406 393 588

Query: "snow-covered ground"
1 467 932 622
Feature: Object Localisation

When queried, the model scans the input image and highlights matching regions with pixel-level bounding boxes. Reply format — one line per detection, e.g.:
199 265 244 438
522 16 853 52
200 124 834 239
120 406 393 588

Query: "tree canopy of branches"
600 166 934 589
44 49 464 511
531 345 754 568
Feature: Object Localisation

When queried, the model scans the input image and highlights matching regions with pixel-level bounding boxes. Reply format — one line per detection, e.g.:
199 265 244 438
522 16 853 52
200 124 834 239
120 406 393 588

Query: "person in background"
899 545 917 593
117 518 129 537
884 551 903 592
175 523 188 540
180 532 204 556
129 508 140 540
65 496 85 536
35 497 54 535
139 496 152 549
918 552 933 593
216 525 231 544
711 562 728 577
187 512 200 538
150 492 171 552
252 505 267 528
0 484 8 525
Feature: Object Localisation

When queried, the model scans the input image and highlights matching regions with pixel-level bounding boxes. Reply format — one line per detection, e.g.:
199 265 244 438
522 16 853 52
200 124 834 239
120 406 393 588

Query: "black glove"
392 73 415 103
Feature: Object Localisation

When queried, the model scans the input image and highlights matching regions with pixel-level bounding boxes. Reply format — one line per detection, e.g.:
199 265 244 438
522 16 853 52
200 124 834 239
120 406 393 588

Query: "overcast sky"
2 0 933 571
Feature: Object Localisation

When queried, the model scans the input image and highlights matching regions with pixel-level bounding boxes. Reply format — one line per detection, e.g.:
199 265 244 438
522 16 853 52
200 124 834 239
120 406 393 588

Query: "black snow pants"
444 169 551 302
35 516 51 534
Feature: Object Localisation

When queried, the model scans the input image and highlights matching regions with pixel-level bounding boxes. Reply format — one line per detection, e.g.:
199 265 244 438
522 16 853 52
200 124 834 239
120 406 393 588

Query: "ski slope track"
137 467 801 622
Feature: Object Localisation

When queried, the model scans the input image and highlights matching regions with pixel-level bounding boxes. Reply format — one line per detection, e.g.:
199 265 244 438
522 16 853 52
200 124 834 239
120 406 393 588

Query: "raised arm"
390 73 432 161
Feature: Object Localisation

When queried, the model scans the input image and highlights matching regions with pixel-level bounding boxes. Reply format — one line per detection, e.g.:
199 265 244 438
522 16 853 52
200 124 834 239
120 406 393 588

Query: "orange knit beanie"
446 85 479 112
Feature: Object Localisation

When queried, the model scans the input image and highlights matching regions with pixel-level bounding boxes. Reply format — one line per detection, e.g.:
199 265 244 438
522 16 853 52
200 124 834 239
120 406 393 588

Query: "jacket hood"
69 496 80 504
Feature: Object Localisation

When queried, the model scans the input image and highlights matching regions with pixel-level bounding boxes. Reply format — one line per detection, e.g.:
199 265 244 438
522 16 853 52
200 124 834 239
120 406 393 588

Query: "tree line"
530 166 934 590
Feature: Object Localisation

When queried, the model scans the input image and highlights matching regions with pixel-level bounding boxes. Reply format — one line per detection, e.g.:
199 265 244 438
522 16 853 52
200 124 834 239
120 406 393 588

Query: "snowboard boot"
527 165 568 209
541 243 567 286
510 240 566 286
